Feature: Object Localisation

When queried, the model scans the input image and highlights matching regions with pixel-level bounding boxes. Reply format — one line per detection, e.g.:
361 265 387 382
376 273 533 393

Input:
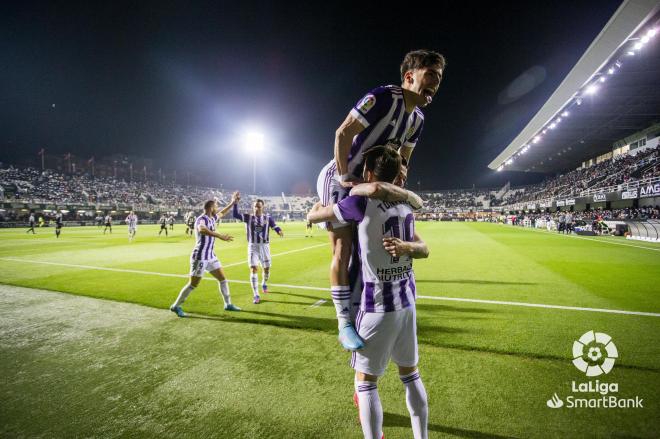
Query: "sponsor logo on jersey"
358 94 376 113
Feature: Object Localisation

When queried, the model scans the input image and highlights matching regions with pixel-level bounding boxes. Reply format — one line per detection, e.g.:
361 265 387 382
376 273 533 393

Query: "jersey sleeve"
268 216 282 233
349 87 394 129
333 195 367 224
404 110 424 149
232 204 249 222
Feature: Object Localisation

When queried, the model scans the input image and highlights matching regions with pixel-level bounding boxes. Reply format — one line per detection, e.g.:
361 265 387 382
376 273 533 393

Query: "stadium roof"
489 0 660 173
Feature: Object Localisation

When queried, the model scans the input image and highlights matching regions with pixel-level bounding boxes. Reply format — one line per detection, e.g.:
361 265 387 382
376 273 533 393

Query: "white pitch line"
512 226 660 252
1 257 658 318
309 299 327 308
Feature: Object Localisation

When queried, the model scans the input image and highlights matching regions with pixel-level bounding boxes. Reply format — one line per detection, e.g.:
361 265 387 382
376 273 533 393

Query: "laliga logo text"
572 330 617 376
546 331 643 409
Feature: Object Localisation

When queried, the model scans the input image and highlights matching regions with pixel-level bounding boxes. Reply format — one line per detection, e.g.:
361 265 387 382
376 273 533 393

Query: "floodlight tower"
245 132 264 194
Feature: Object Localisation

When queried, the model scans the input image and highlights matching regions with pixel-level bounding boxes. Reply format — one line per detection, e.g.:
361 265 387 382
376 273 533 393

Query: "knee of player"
355 371 379 383
250 266 258 274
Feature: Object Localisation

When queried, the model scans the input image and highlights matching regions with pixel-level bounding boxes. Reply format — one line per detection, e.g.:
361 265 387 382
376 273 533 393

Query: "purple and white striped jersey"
333 195 417 313
336 85 424 179
233 204 281 244
191 214 219 261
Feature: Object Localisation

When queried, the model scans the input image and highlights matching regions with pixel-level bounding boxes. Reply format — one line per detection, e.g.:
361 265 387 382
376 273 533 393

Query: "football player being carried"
309 145 430 439
170 198 241 317
315 50 444 350
231 192 283 304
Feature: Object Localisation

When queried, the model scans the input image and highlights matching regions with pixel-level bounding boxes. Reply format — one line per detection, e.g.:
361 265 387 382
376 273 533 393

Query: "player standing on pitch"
158 214 168 237
125 211 138 242
26 212 36 234
54 211 63 238
316 50 444 350
231 192 284 304
309 146 430 439
170 198 241 317
103 213 113 234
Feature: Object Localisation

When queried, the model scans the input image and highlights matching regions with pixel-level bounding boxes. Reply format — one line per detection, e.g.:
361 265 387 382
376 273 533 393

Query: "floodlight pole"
253 154 257 194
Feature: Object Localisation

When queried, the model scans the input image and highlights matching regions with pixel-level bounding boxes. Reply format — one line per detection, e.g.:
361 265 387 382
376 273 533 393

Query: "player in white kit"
309 145 430 439
231 192 284 304
316 50 444 349
125 211 138 242
170 197 241 317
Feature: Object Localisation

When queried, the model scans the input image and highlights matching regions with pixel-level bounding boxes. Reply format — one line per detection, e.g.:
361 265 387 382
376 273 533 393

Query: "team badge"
358 94 376 113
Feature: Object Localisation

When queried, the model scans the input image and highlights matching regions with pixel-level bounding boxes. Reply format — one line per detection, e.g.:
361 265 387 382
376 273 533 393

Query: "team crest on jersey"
406 125 416 140
358 94 376 113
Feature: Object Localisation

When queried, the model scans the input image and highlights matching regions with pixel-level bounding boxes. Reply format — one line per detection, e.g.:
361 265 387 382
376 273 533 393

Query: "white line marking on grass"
2 257 658 317
221 242 328 267
512 226 660 252
416 295 660 317
309 299 327 308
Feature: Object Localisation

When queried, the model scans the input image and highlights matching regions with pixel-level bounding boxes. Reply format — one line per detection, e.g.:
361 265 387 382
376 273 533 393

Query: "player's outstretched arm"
334 114 365 187
218 193 238 218
350 182 423 210
382 232 429 259
307 202 338 224
268 217 284 237
198 224 233 242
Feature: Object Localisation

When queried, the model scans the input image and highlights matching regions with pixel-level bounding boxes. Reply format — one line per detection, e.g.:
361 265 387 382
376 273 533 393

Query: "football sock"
219 280 232 305
262 271 270 285
173 283 195 307
250 273 259 296
331 285 351 329
400 371 428 439
355 380 382 439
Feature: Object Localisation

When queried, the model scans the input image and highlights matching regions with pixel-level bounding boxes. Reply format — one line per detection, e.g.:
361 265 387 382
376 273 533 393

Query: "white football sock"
173 283 195 307
250 273 259 296
355 380 382 439
400 371 428 439
219 280 231 305
331 285 351 329
262 270 270 285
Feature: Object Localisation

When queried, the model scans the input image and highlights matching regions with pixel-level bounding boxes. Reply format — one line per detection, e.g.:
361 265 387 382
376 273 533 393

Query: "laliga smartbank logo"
572 330 617 376
546 331 644 409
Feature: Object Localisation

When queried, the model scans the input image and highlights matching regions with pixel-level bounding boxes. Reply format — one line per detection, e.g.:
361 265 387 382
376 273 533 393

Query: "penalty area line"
1 257 658 317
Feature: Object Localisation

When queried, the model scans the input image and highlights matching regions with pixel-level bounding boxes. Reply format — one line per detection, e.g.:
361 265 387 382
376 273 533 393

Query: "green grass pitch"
0 221 659 438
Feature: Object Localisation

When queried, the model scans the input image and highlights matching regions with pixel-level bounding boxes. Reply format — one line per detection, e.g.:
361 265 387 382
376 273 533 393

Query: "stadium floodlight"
641 35 650 44
244 131 265 193
549 123 556 129
562 111 569 117
556 117 562 123
634 42 643 50
627 51 635 56
648 28 657 38
599 76 606 83
533 136 541 144
608 67 615 75
497 165 503 172
505 158 513 165
244 131 265 154
585 84 598 95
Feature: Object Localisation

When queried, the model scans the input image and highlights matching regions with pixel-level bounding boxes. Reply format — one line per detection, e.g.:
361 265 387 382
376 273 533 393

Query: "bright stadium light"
549 123 557 129
634 42 643 50
533 136 541 143
562 111 570 117
627 50 635 56
608 67 615 74
244 132 265 154
585 84 599 95
641 35 650 44
244 131 265 193
647 28 657 38
497 165 503 172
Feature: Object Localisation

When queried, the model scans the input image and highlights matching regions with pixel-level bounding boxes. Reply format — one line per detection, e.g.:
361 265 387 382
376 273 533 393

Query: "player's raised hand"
232 191 241 203
382 237 408 258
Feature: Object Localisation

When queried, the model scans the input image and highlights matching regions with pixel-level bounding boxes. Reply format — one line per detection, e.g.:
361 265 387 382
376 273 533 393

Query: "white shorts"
248 243 271 268
316 160 350 230
128 225 137 233
350 306 418 376
189 258 222 277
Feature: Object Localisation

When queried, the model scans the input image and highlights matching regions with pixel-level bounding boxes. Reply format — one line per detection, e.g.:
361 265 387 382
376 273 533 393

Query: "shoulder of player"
370 85 403 100
413 107 424 120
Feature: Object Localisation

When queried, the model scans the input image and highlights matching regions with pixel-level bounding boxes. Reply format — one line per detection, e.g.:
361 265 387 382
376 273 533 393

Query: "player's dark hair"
203 200 216 211
255 199 264 205
400 49 446 81
363 145 402 183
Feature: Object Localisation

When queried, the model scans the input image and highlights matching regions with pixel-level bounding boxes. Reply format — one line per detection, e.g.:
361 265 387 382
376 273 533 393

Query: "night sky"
0 1 623 193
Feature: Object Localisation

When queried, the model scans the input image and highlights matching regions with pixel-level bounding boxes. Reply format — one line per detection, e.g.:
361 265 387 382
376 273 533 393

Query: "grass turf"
0 221 659 438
